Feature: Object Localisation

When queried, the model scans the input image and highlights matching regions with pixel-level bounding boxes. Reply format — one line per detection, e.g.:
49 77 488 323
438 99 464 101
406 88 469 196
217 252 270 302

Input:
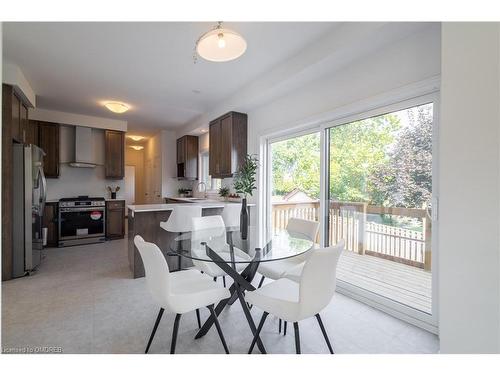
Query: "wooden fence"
271 200 431 270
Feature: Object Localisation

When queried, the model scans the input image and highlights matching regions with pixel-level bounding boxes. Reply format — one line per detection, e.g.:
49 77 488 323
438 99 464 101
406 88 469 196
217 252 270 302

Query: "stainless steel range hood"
69 126 97 168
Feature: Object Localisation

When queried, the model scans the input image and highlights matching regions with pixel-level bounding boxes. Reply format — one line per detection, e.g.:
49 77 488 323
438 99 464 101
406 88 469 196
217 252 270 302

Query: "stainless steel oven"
58 196 106 247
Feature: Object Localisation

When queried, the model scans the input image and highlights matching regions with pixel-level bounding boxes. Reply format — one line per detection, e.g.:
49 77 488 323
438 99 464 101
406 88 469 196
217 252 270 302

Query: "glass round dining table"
167 225 315 354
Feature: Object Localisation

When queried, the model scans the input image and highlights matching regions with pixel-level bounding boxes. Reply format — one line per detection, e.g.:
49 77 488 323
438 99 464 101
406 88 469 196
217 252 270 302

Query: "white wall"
161 130 178 198
46 125 125 200
439 23 500 353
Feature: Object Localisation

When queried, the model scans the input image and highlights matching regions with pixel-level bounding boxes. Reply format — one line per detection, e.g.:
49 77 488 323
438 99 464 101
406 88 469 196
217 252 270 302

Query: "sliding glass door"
326 102 435 315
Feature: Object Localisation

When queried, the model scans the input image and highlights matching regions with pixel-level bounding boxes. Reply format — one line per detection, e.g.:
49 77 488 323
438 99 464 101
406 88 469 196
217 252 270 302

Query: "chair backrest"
298 239 344 318
190 215 228 274
221 204 241 227
134 235 170 307
286 217 320 241
192 215 225 231
160 205 202 233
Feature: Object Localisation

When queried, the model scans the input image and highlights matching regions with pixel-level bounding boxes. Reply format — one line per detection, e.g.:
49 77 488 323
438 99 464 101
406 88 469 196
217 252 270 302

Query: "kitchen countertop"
128 201 254 213
45 198 125 203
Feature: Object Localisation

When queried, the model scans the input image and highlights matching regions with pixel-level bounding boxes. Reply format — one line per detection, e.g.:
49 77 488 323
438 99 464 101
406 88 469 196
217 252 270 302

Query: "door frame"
258 76 441 333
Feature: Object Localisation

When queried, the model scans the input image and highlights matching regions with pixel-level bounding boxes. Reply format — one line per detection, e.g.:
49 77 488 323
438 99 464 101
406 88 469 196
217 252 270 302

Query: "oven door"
59 207 105 240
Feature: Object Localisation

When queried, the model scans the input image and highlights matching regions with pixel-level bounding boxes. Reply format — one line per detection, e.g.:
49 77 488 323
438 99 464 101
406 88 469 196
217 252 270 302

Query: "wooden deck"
336 251 432 314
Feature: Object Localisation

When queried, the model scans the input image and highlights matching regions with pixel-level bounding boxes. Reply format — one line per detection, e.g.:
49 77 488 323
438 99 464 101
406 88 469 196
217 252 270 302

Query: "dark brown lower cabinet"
106 200 125 239
42 202 59 247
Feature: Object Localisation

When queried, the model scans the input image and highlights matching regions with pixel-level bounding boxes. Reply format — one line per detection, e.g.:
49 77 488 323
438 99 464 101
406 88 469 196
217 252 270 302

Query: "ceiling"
3 22 337 135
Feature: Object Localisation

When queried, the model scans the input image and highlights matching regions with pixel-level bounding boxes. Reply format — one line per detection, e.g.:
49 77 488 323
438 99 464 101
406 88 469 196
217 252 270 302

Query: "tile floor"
1 238 439 354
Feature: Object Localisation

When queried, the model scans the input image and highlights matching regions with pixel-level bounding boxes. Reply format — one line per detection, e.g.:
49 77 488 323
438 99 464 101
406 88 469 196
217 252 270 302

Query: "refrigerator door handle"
39 167 47 215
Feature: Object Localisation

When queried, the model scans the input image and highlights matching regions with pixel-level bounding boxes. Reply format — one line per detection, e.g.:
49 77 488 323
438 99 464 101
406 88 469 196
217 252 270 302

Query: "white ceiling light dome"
196 22 247 62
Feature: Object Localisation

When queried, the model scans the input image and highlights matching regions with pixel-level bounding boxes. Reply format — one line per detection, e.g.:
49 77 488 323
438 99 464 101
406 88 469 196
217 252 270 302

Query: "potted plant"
107 186 120 199
218 186 230 201
233 154 258 239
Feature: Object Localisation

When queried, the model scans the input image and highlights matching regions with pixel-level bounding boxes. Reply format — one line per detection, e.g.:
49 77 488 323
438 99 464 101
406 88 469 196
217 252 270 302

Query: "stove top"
59 196 105 202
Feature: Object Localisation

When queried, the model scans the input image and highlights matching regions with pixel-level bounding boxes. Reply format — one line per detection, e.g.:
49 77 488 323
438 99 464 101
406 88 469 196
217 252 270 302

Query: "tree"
271 133 321 199
370 104 433 208
329 114 401 202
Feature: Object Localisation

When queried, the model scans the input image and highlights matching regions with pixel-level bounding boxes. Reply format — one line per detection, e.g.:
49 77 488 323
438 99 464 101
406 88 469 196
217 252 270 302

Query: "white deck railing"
271 200 431 270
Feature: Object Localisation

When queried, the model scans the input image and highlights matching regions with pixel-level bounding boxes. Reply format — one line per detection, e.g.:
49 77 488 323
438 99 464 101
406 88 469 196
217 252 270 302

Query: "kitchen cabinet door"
105 130 125 179
176 135 198 179
209 120 221 176
42 202 58 247
177 137 185 164
106 200 125 239
208 112 247 178
20 103 28 143
38 121 60 178
219 115 233 176
11 93 21 142
26 120 39 146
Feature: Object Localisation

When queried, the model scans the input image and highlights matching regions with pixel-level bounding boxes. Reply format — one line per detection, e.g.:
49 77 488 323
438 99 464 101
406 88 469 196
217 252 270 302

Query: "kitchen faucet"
196 181 207 198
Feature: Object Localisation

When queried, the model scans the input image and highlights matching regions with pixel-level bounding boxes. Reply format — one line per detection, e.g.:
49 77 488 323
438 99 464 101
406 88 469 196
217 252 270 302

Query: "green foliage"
218 186 230 198
271 104 433 211
329 113 401 203
271 133 321 199
233 154 259 198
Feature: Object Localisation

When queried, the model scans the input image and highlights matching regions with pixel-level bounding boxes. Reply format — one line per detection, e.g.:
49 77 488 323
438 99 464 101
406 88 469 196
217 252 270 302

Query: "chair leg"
258 275 265 288
293 322 301 354
145 308 164 353
279 319 282 333
207 304 229 354
196 309 201 329
315 314 334 354
170 314 182 354
248 311 269 354
284 321 287 335
223 276 226 288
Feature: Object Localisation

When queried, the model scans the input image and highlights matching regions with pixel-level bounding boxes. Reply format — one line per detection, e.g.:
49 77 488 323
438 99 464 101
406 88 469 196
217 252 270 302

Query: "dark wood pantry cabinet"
209 111 247 179
176 135 199 179
105 130 125 179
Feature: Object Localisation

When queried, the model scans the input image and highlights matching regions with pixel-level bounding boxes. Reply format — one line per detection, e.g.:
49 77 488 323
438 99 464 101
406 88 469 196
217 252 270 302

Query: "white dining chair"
134 235 231 354
191 215 250 287
221 203 241 227
257 218 320 335
246 240 344 354
160 205 202 271
257 217 320 287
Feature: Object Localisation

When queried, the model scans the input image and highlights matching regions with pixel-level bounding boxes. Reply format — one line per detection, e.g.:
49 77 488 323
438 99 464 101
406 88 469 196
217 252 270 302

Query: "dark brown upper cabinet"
37 121 60 178
209 111 247 179
105 130 125 179
176 135 199 180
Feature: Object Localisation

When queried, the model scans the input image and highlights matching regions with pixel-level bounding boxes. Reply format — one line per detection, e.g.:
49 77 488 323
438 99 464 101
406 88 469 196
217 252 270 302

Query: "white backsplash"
46 164 125 200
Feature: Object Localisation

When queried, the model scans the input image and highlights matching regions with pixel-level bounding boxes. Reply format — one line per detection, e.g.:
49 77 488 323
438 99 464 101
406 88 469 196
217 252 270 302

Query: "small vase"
111 192 116 199
240 198 249 240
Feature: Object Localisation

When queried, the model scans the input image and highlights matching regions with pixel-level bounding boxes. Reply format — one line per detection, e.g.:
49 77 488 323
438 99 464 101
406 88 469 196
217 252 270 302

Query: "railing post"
357 203 367 255
423 216 432 271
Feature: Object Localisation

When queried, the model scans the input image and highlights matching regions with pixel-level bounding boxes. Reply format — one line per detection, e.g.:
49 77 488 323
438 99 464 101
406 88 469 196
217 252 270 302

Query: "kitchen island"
127 202 253 278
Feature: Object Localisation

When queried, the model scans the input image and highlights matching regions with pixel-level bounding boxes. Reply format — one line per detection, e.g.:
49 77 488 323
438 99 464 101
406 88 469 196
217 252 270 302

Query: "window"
200 151 222 191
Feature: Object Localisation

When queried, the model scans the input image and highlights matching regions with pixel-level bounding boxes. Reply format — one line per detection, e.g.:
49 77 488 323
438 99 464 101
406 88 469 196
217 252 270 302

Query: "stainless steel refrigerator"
12 144 47 277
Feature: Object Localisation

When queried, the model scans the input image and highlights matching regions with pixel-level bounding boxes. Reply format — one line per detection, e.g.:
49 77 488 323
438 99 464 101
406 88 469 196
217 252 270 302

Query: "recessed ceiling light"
195 22 247 63
192 89 201 94
127 135 145 141
104 101 130 114
201 129 208 133
129 145 144 151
